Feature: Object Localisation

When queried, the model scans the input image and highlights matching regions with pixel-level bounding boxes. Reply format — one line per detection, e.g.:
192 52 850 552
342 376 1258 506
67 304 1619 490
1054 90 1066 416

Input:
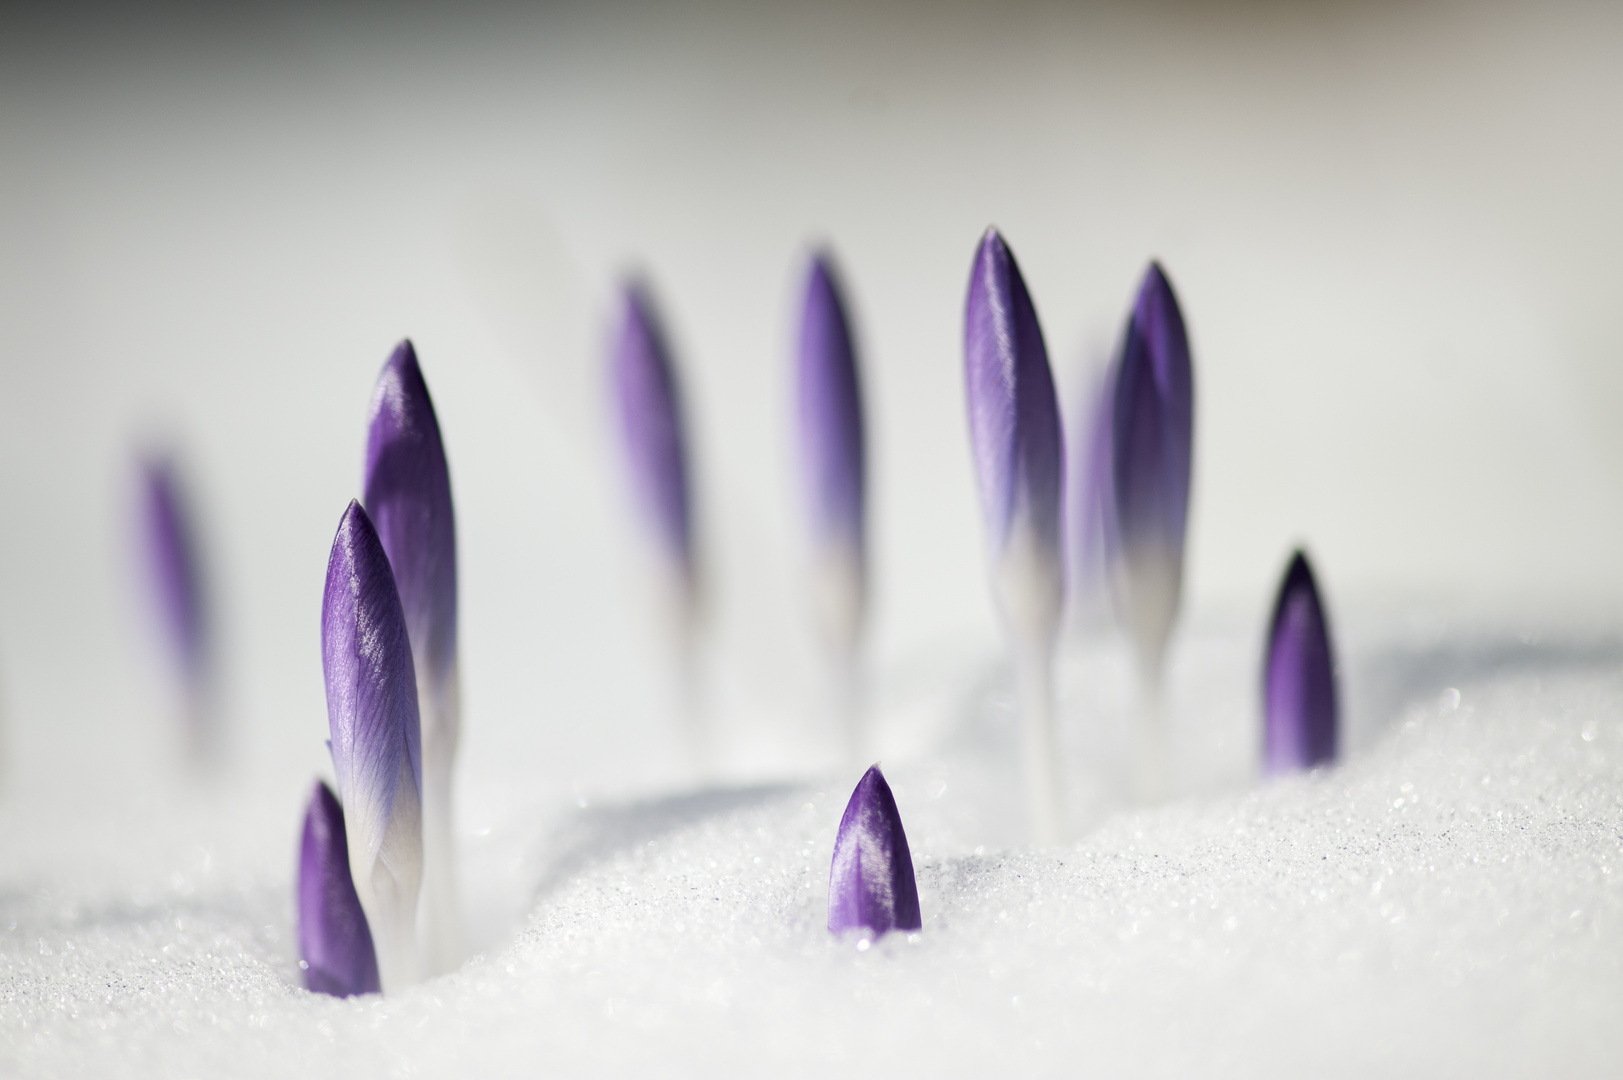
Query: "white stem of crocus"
350 755 423 993
1132 673 1169 804
809 542 866 770
1014 643 1063 844
1115 541 1181 803
417 662 463 976
994 515 1066 845
651 555 709 779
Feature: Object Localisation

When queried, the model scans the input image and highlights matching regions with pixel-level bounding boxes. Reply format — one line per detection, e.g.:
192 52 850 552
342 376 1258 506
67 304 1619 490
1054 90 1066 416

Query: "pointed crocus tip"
828 765 921 936
610 279 695 579
298 780 381 998
797 249 867 648
1263 550 1338 774
963 228 1064 642
139 455 208 678
363 339 458 735
1110 260 1194 675
321 499 423 989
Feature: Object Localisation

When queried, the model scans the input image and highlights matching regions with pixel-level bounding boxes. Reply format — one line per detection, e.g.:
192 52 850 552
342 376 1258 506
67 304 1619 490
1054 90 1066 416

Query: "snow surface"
3 615 1623 1078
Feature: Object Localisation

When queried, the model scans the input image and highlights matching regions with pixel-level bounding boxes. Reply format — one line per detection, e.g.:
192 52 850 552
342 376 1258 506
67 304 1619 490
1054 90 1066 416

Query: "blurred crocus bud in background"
1109 262 1194 687
608 278 709 772
963 227 1066 843
322 499 423 992
298 779 381 998
1263 550 1339 774
827 764 921 937
137 452 217 760
795 250 868 764
363 339 463 975
1066 356 1117 634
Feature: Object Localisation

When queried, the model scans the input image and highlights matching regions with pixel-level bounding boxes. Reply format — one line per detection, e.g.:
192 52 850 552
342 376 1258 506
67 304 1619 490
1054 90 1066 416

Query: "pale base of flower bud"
642 550 711 779
350 755 423 993
1113 541 1183 803
417 662 464 977
992 516 1066 844
808 542 867 770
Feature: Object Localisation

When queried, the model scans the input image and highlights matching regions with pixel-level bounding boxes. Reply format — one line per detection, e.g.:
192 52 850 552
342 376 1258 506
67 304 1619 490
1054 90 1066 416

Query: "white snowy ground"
3 612 1622 1078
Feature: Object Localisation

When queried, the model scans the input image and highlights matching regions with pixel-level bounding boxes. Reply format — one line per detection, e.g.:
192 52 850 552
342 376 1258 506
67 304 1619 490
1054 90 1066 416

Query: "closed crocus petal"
1263 551 1338 773
363 340 462 974
963 228 1065 645
1066 359 1117 628
322 499 423 991
1111 262 1194 679
610 281 695 584
828 765 921 936
139 454 216 756
796 251 867 650
298 780 381 998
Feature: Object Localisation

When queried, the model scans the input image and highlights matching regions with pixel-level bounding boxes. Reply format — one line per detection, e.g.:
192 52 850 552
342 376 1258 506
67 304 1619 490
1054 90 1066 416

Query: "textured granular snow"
3 618 1622 1078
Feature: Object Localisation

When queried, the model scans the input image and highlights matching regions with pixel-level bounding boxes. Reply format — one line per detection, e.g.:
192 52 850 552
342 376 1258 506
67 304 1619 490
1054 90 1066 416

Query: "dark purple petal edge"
298 780 381 997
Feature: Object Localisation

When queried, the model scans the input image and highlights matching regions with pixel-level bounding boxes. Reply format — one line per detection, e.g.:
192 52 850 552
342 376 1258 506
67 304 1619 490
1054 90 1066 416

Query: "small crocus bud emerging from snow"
963 227 1066 843
322 499 423 992
363 340 462 975
1263 551 1338 774
1110 262 1194 685
795 250 868 653
138 454 215 757
610 280 696 594
298 779 381 998
828 765 921 936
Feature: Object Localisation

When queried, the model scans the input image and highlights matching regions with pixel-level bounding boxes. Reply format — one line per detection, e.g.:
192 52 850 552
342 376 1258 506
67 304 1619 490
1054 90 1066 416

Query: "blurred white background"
0 0 1619 810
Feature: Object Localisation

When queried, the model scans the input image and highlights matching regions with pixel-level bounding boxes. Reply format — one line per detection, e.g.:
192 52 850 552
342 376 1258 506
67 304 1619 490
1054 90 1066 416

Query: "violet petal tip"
610 280 695 578
827 764 922 936
298 780 381 998
1263 550 1338 773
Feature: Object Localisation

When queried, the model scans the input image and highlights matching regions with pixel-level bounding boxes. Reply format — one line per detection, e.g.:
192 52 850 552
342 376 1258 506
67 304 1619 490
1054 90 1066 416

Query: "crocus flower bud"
298 779 381 998
795 251 867 652
1066 359 1117 630
963 228 1065 649
138 454 215 756
1110 262 1193 683
828 765 921 936
610 280 695 591
1263 551 1338 773
322 499 422 991
363 340 462 973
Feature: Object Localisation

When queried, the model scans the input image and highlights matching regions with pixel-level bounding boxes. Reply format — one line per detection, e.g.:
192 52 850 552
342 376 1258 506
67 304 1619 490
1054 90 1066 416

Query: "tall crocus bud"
298 780 381 998
138 454 216 758
1263 551 1338 773
363 340 462 975
610 280 696 593
1066 359 1117 632
795 251 867 764
1110 262 1194 685
322 499 422 992
610 279 708 771
964 228 1066 843
828 765 921 936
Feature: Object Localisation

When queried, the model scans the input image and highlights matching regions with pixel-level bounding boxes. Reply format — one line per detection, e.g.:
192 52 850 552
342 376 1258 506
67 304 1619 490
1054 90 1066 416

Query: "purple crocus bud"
322 499 422 990
963 228 1065 646
138 454 215 755
610 280 695 585
1263 551 1338 773
363 340 462 973
298 779 381 998
796 252 868 650
1110 262 1194 680
828 765 922 936
1066 358 1117 630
